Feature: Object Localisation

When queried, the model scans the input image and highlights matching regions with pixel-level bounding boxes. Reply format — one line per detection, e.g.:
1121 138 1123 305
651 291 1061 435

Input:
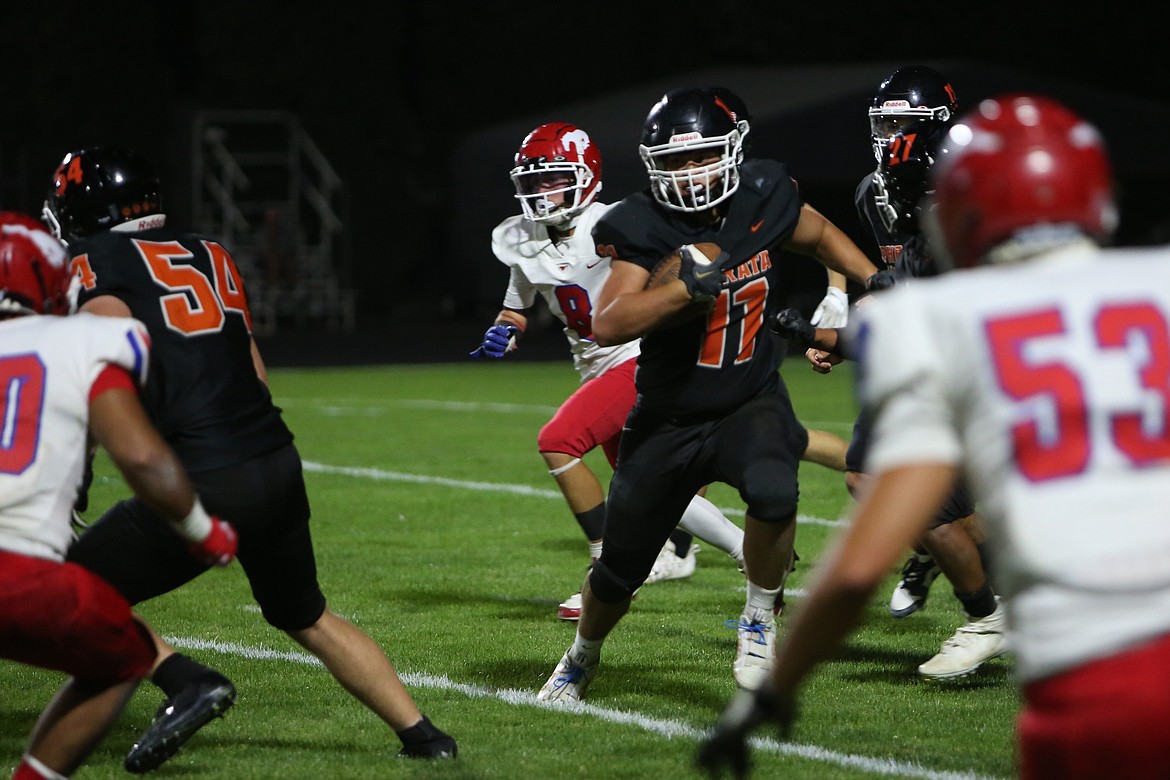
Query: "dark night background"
3 2 1167 365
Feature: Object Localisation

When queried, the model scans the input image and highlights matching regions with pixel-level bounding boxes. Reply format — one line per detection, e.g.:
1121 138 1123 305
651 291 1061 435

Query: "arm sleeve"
88 364 137 402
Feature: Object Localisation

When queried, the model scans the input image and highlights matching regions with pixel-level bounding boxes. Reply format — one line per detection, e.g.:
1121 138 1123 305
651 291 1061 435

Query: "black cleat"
396 714 457 759
888 553 941 618
124 678 237 773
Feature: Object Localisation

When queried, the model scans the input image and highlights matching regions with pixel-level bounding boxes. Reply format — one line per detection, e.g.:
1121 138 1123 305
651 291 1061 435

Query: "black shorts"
600 383 808 588
67 443 326 632
846 412 975 525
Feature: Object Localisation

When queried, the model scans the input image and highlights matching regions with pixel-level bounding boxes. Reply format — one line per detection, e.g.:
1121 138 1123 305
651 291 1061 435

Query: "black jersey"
854 171 914 270
71 220 293 471
592 159 803 417
892 233 938 279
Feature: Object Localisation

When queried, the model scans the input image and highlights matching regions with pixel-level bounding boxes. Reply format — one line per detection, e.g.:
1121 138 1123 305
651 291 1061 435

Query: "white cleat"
557 592 582 622
918 603 1008 679
644 541 699 584
730 613 776 690
888 553 941 618
537 649 597 703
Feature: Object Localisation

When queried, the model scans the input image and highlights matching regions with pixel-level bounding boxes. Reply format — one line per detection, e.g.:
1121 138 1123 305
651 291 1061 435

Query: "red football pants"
0 549 154 684
1019 630 1170 779
537 358 637 468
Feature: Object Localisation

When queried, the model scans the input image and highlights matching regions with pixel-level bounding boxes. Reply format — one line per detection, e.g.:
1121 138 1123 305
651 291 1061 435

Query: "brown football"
644 242 723 289
643 242 722 328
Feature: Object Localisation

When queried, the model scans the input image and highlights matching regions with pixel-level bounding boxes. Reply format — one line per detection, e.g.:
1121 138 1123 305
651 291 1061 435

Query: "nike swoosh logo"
586 259 603 269
751 220 764 232
693 264 721 281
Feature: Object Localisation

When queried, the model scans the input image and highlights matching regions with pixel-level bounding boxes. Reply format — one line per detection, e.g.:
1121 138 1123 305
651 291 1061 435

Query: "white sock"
677 495 744 559
569 632 603 664
744 582 783 622
588 540 603 561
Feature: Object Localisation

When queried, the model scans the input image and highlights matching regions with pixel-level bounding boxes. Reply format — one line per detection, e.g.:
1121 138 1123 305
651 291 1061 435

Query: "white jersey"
0 313 150 562
857 241 1170 683
492 201 640 382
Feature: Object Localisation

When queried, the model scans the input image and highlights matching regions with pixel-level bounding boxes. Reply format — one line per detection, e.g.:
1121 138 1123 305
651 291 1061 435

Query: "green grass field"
1 359 1019 779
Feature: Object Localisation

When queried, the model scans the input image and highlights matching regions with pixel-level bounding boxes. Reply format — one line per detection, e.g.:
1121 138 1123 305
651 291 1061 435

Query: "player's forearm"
815 227 878 286
593 283 692 345
495 309 528 331
90 388 197 522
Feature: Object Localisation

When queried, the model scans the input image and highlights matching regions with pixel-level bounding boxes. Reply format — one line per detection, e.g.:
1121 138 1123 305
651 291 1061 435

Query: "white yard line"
301 459 849 528
162 635 1002 780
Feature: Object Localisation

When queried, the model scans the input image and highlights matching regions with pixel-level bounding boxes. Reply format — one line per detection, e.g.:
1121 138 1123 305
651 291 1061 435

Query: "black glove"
678 245 726 303
865 268 900 293
696 687 796 779
768 308 816 347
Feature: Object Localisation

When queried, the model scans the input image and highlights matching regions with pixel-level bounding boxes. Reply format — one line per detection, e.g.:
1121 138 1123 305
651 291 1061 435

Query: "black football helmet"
42 146 162 242
868 65 957 163
639 86 751 212
873 121 949 233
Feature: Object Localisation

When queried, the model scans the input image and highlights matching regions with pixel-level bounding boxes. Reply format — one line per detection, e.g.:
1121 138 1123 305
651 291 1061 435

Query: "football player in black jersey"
536 86 881 703
782 73 1008 682
44 147 456 770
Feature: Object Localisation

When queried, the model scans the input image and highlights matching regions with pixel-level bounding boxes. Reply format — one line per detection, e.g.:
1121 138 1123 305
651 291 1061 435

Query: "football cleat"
557 592 583 622
124 677 236 773
729 612 777 690
888 553 941 618
397 715 457 759
537 648 597 703
918 603 1008 679
644 540 699 584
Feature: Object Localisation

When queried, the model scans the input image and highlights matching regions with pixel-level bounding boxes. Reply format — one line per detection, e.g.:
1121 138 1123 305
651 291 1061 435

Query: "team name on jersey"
721 250 772 284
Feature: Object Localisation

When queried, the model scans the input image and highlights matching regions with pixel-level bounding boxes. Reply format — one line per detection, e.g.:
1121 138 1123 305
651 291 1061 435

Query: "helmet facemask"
511 162 597 228
640 120 749 212
869 110 952 163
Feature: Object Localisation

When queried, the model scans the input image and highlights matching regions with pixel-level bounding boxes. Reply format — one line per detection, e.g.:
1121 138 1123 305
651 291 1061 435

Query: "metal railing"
192 110 355 335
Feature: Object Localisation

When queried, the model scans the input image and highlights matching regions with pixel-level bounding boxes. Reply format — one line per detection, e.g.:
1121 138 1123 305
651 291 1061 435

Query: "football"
644 242 723 289
643 242 722 328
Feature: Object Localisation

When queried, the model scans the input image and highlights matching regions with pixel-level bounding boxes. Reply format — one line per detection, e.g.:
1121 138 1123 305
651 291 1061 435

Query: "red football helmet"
510 122 602 227
0 212 72 316
929 94 1117 269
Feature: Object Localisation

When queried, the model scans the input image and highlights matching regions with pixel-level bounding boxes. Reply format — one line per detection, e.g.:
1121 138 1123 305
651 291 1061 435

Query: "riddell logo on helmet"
670 132 702 144
882 100 912 109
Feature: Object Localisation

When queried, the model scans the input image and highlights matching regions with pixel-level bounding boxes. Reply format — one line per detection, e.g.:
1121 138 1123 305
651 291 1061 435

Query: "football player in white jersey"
0 214 237 780
699 95 1170 780
472 123 750 619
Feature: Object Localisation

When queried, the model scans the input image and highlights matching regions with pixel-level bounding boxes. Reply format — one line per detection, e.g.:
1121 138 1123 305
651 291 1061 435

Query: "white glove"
809 287 849 328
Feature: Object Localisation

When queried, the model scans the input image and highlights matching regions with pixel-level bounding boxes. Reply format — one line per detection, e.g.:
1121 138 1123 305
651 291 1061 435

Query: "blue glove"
470 324 520 358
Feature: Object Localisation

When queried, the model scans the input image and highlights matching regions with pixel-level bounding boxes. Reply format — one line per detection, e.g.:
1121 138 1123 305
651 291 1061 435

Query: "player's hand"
470 324 520 358
188 517 238 567
809 287 849 328
806 348 840 374
865 269 900 293
768 308 816 347
696 687 796 779
678 245 725 303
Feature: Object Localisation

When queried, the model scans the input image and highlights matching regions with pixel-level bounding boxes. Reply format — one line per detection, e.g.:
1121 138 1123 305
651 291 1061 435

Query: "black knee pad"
742 462 799 523
588 558 640 604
